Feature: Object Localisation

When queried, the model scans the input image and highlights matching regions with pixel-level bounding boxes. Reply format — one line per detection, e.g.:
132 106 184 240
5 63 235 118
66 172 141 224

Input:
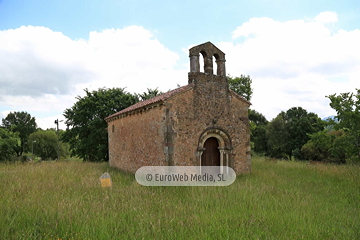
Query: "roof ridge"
105 84 194 121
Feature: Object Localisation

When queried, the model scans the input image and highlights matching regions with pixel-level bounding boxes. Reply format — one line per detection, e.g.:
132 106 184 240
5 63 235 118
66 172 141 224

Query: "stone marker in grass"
99 172 112 187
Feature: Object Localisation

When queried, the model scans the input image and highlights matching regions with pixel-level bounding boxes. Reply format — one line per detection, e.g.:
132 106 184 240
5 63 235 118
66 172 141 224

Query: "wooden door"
201 137 220 166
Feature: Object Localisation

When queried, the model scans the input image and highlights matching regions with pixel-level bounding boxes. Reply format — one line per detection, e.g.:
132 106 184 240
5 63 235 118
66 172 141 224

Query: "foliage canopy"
0 128 19 161
266 107 324 159
228 75 253 101
1 111 37 156
28 130 69 160
249 109 268 154
137 88 164 101
62 88 139 162
326 88 360 160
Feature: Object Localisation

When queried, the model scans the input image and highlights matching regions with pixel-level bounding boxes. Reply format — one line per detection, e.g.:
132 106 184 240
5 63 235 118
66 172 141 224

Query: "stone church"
105 42 251 174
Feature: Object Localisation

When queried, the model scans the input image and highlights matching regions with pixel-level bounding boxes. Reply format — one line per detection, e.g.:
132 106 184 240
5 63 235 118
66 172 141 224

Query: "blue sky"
2 0 359 49
0 0 359 129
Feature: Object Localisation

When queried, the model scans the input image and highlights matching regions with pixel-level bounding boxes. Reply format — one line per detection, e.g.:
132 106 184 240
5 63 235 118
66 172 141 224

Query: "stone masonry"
105 42 251 174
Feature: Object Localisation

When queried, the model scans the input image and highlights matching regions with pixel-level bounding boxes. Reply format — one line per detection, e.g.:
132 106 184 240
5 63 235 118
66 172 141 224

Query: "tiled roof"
105 84 194 121
105 84 251 122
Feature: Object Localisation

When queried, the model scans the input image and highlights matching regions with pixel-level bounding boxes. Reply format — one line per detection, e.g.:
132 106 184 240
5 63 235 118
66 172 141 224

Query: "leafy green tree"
28 130 59 160
252 126 268 154
62 88 138 162
326 89 360 160
301 130 338 162
2 111 37 156
266 107 324 159
266 114 288 158
283 107 324 159
301 129 355 163
0 127 19 161
137 88 163 101
249 109 268 126
332 131 356 163
228 75 253 101
249 109 268 154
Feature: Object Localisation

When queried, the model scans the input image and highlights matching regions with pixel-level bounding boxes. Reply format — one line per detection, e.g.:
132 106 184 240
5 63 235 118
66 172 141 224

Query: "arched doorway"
201 137 220 166
196 128 233 172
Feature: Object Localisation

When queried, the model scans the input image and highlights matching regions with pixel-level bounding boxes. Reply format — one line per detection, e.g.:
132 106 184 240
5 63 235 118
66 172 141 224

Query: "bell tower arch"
188 42 230 118
189 41 226 76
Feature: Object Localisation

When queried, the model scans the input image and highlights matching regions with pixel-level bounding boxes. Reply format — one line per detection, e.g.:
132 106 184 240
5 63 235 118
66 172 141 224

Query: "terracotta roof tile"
105 84 194 121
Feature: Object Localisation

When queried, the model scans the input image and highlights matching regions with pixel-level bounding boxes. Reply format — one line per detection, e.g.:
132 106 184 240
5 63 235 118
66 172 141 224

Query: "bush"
292 148 302 160
28 130 68 160
0 128 19 162
301 129 357 163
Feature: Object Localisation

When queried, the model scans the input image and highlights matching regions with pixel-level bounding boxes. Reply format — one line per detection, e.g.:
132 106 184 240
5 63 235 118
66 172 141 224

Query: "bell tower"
189 41 226 77
188 42 228 87
188 42 230 120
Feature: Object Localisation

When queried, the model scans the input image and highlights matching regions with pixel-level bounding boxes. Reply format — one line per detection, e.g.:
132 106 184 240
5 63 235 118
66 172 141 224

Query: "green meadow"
0 157 359 239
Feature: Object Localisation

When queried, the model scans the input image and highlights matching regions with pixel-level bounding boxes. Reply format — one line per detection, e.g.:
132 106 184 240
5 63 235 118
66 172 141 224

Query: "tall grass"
0 158 359 239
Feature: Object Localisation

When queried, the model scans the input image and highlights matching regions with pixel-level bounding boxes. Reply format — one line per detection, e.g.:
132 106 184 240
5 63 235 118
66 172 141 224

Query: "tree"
0 127 19 161
266 107 324 159
28 130 60 160
228 75 253 101
301 130 339 162
56 130 70 158
249 109 268 126
62 88 138 162
249 110 268 154
137 88 163 101
283 107 324 159
2 111 37 156
326 89 360 161
266 114 288 158
301 129 355 163
332 131 356 163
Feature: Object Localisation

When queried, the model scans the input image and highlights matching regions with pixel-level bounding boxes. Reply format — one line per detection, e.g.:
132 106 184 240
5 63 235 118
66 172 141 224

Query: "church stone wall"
107 81 251 174
162 88 196 166
228 92 251 173
107 41 251 174
164 72 251 173
108 105 167 172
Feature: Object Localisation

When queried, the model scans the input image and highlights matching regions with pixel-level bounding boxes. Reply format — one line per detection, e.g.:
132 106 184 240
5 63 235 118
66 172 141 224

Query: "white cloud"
2 12 359 129
0 25 184 98
0 109 66 131
36 114 66 130
0 25 186 129
0 94 75 113
0 110 13 122
0 26 93 97
314 11 338 23
219 12 360 120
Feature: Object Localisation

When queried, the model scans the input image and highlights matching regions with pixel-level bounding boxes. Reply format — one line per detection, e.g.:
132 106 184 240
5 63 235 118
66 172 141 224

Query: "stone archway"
189 42 226 76
196 128 233 172
201 137 220 166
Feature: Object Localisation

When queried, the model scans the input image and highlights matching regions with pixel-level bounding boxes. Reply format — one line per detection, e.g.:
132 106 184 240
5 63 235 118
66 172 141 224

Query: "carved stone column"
225 151 229 173
219 149 225 174
216 59 226 76
204 56 213 74
196 148 205 166
190 54 200 72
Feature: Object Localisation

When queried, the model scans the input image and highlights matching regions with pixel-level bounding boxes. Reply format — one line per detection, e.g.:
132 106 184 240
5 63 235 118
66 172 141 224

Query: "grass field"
0 157 359 239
